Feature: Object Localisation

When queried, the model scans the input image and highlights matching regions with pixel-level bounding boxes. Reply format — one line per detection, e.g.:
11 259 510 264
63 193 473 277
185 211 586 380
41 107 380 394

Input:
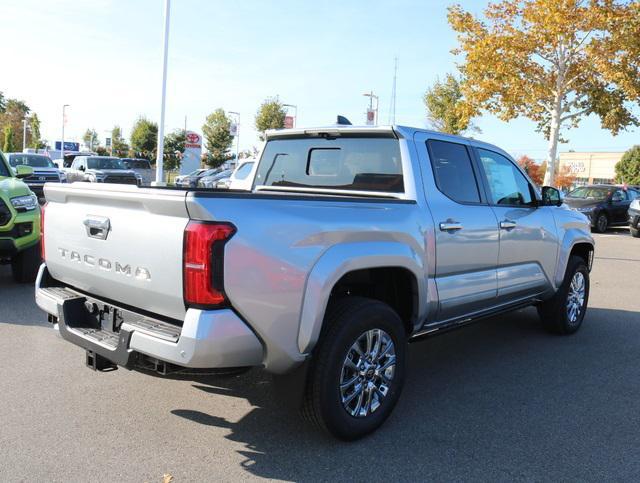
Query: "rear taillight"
183 221 235 308
40 202 46 260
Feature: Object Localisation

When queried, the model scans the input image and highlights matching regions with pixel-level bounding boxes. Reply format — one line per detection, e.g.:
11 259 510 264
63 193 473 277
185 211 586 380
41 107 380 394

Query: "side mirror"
123 162 130 169
15 165 34 179
79 165 86 171
541 186 562 206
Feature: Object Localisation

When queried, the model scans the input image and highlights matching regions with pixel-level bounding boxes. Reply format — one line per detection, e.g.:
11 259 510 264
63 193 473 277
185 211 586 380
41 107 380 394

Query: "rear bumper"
35 265 264 369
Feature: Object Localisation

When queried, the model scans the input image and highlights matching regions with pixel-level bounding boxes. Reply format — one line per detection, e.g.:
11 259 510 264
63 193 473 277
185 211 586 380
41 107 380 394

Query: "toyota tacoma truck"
35 125 594 440
0 151 41 282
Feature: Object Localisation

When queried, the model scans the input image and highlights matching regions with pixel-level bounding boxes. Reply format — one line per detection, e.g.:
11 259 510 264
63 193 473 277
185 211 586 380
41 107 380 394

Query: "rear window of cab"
254 136 404 193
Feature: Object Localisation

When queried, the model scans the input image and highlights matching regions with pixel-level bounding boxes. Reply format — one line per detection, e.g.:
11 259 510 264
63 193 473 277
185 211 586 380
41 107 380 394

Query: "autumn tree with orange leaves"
448 0 640 187
517 155 544 186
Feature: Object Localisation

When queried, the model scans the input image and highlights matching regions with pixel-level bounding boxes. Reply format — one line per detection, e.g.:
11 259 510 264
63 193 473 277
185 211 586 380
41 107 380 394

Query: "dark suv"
564 184 640 233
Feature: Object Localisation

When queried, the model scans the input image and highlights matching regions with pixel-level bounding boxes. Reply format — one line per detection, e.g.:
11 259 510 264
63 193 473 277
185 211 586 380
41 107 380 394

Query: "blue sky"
2 0 638 159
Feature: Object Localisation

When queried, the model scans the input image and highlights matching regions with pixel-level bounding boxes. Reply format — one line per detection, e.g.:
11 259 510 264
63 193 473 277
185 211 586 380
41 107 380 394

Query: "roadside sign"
180 131 202 175
105 138 112 148
230 122 238 136
284 116 294 129
54 141 80 151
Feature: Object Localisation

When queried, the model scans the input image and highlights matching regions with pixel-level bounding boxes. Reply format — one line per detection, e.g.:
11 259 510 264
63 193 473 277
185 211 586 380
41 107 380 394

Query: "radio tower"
388 57 398 125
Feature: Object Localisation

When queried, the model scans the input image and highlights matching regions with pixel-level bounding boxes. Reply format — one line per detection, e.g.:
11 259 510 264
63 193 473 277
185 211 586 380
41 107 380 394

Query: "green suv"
0 150 41 282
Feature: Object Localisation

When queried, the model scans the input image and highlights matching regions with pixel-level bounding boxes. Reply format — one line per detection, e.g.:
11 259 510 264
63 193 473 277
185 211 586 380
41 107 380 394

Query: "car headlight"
59 172 67 182
11 194 38 211
88 174 106 182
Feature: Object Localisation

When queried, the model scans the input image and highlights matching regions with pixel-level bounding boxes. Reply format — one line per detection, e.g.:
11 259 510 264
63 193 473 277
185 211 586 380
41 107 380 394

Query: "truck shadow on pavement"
0 265 47 326
169 306 640 481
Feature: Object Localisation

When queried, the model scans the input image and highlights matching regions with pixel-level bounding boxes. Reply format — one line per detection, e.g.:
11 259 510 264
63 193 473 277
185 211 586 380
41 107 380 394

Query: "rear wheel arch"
297 242 425 354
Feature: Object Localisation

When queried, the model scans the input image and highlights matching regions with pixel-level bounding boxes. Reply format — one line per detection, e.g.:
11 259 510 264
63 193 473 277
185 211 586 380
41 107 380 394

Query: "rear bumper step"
35 264 264 370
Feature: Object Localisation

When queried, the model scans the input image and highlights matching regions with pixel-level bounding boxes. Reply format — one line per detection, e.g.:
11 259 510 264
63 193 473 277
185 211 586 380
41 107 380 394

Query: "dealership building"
558 151 624 186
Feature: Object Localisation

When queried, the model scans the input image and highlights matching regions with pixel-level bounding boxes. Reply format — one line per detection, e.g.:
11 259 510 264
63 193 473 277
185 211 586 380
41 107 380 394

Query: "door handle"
500 220 517 230
439 221 463 232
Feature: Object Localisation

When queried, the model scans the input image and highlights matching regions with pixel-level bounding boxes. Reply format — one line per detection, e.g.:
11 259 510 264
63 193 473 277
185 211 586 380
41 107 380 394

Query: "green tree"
255 97 286 140
615 146 640 186
3 126 15 152
29 113 44 149
111 125 129 157
423 74 478 135
202 108 234 168
163 130 185 171
448 0 640 186
82 128 99 150
0 98 30 151
130 117 158 160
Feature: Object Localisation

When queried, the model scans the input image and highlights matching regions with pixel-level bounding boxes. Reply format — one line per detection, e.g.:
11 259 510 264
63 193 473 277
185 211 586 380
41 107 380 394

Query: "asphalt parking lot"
1 229 639 482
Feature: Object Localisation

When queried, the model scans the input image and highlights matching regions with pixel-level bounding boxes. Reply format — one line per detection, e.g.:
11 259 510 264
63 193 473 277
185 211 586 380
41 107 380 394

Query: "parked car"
216 160 256 190
176 168 222 188
174 169 207 186
65 156 141 185
563 184 640 233
629 197 640 238
0 151 41 282
36 125 594 440
53 151 97 169
5 153 67 199
199 169 232 188
122 158 154 186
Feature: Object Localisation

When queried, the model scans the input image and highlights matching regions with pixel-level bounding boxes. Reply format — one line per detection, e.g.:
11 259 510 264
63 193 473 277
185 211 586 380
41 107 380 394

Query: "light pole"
228 111 240 166
61 104 69 161
154 0 171 185
283 103 298 127
363 91 379 125
22 118 29 151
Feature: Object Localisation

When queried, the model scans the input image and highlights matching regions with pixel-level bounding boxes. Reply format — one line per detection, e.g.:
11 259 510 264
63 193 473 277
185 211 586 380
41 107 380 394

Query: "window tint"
612 190 626 202
0 153 10 177
427 140 480 203
255 136 403 193
8 154 55 168
628 188 639 200
477 149 534 206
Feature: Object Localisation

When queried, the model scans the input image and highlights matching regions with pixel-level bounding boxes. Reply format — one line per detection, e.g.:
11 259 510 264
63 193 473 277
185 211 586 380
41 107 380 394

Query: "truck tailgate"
43 183 189 321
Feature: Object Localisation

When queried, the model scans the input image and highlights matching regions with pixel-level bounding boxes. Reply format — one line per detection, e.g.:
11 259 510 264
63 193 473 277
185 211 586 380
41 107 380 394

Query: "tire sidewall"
316 302 407 440
557 258 590 334
595 213 608 233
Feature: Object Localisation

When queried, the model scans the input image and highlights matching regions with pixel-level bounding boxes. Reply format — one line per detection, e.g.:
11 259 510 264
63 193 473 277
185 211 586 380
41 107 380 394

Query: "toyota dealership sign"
180 131 202 175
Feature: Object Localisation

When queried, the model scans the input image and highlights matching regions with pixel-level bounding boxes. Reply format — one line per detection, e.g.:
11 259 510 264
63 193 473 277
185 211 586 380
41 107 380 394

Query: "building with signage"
558 151 624 186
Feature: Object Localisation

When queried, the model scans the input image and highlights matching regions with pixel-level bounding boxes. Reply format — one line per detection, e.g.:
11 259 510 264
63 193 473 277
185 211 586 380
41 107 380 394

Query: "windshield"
567 187 610 200
8 154 55 168
125 159 151 169
255 136 403 193
87 157 125 170
0 153 10 177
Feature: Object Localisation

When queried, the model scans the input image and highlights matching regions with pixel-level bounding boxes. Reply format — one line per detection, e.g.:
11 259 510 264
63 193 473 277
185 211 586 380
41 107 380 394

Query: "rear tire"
537 255 589 335
302 297 407 440
593 213 608 233
11 242 41 283
631 226 640 238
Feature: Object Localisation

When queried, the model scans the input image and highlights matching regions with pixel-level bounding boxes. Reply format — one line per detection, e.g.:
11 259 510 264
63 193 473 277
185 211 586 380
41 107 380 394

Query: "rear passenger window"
426 140 481 203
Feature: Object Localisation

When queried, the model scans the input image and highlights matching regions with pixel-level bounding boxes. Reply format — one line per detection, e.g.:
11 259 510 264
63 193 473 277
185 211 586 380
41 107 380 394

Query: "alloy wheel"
339 328 396 418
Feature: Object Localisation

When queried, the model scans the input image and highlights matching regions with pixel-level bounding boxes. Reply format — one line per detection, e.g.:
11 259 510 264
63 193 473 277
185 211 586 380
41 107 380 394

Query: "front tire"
11 242 41 283
593 213 608 233
631 226 640 238
302 297 407 440
537 255 589 334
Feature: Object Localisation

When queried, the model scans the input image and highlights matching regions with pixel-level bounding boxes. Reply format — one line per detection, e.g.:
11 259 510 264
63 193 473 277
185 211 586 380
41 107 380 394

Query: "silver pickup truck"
35 125 594 440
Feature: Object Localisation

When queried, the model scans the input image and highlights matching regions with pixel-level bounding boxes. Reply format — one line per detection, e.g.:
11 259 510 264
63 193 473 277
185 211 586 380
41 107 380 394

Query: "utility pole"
61 104 69 161
22 118 29 151
228 111 240 166
388 57 398 125
154 0 171 185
